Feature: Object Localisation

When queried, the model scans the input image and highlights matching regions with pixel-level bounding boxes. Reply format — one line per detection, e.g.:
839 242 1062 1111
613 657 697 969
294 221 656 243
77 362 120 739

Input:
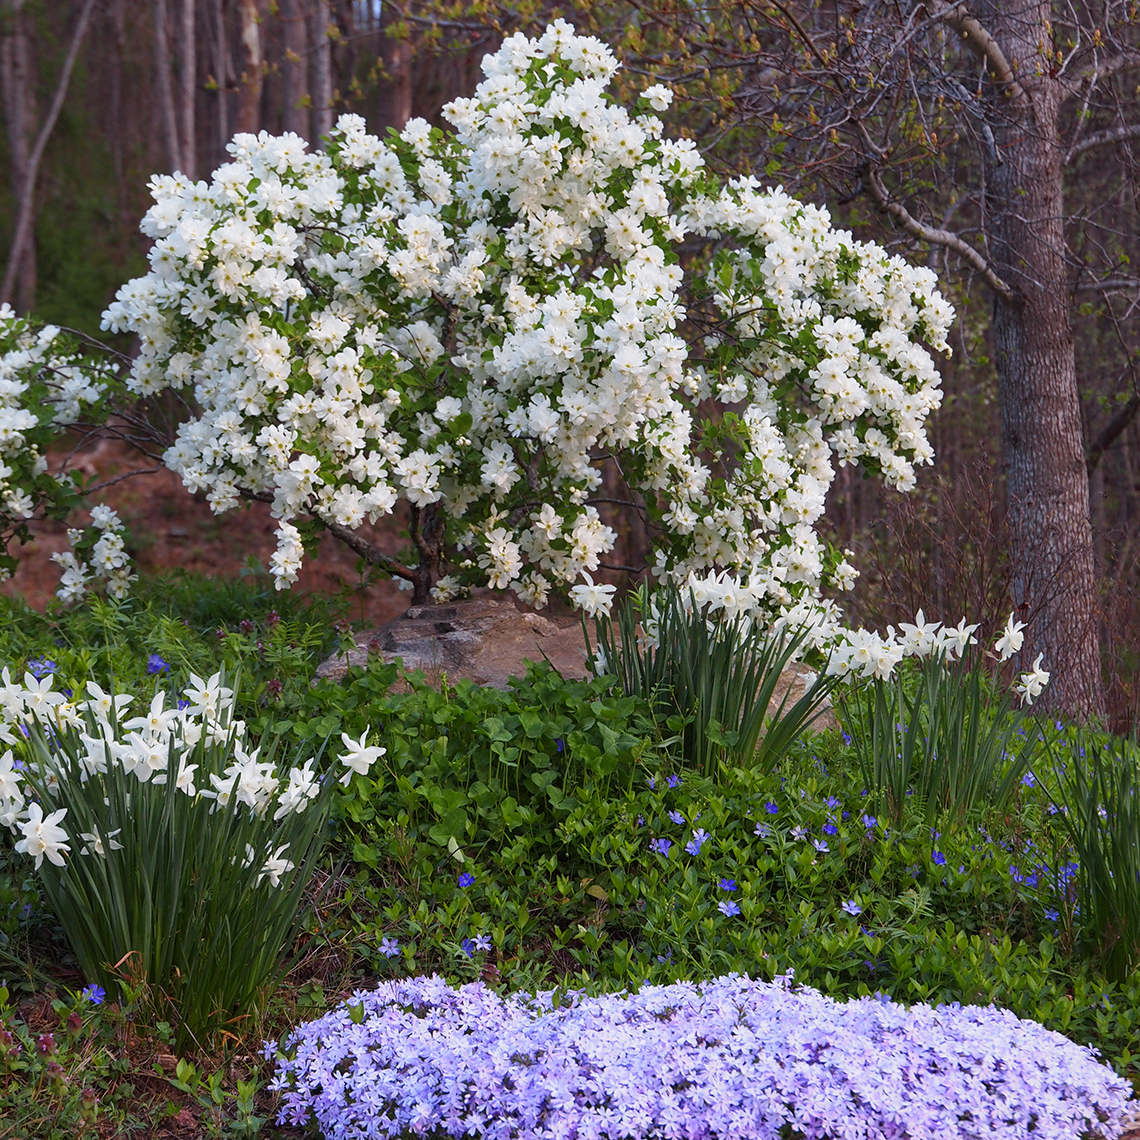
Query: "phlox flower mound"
270 972 1132 1140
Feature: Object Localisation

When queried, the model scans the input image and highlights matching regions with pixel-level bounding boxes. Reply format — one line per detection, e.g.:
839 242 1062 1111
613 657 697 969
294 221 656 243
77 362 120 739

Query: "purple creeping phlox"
270 973 1133 1139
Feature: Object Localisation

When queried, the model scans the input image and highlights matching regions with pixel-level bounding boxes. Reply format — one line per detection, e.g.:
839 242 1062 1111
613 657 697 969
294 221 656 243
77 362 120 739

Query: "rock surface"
315 596 835 731
315 596 591 688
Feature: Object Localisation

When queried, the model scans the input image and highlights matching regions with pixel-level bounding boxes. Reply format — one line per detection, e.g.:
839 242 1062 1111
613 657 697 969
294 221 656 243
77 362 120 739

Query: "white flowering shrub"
94 20 952 620
0 305 116 579
0 668 385 1046
50 504 136 603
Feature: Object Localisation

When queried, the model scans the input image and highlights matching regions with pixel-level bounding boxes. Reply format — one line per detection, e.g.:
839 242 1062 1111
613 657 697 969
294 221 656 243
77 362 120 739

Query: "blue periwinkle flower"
81 983 105 1005
685 829 709 856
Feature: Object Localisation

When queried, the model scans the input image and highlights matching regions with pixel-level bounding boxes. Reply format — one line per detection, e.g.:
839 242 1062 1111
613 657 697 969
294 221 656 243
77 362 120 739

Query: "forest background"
1 0 1138 724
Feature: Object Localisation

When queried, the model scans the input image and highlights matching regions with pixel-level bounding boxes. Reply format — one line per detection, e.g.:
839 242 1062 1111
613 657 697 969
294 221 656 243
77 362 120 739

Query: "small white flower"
569 572 616 618
1017 654 1050 705
79 828 123 857
258 845 295 888
15 802 70 869
994 613 1026 662
338 730 386 785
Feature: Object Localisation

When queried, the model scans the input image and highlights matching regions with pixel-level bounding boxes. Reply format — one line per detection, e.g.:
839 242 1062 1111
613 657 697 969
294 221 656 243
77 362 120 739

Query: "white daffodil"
568 571 616 618
21 673 66 717
175 759 198 796
994 613 1026 662
81 682 133 721
898 609 941 656
274 759 320 819
338 731 386 785
122 691 180 737
15 802 70 869
0 749 22 801
938 619 979 658
1017 654 1050 705
258 845 295 888
79 828 123 857
183 672 233 718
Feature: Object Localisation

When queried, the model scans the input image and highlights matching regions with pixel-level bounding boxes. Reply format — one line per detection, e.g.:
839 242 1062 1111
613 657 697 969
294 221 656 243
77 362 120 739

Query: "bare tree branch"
1087 394 1140 475
929 3 1026 103
239 488 415 582
1065 122 1140 165
864 165 1013 297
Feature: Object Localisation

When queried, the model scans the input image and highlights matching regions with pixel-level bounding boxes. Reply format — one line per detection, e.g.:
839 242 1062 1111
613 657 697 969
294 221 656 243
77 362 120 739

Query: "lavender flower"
649 838 672 857
841 900 862 917
765 801 778 815
717 900 741 917
790 825 808 841
685 829 709 856
813 839 829 853
378 937 400 959
668 810 685 825
718 878 736 892
271 974 1133 1140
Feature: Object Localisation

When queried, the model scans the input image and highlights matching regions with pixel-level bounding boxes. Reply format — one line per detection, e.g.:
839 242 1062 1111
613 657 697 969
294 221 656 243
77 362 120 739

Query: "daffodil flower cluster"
96 20 952 623
0 306 113 578
50 505 136 603
0 670 385 878
829 608 1051 703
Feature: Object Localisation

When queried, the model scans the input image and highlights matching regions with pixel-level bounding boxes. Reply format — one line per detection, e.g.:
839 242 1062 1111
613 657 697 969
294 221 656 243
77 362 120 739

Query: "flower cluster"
0 307 113 577
50 505 136 603
0 670 385 878
98 21 952 621
270 972 1131 1139
828 608 1051 702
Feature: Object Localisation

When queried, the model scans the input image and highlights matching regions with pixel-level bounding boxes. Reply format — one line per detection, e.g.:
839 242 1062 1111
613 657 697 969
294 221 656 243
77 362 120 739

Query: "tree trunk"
1 0 96 311
281 0 308 140
983 0 1104 717
0 0 35 312
154 0 182 170
234 0 261 134
311 0 332 142
178 0 196 178
108 0 126 215
211 0 227 161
